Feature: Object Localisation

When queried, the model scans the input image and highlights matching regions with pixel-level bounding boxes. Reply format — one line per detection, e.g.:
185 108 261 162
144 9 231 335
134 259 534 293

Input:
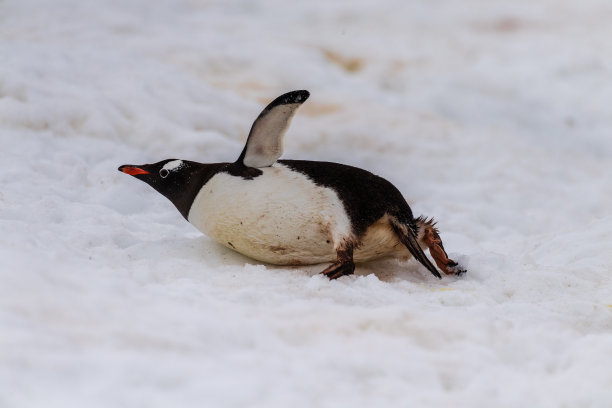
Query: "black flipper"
390 218 442 279
237 90 310 168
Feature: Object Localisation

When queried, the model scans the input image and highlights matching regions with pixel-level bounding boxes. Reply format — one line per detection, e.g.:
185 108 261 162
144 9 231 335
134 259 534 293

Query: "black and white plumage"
119 90 465 279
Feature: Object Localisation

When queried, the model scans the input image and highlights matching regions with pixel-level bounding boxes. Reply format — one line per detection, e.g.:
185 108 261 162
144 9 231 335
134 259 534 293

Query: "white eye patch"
162 160 184 172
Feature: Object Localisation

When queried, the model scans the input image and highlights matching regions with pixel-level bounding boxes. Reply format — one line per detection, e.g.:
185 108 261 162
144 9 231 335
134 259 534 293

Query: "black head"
118 159 227 219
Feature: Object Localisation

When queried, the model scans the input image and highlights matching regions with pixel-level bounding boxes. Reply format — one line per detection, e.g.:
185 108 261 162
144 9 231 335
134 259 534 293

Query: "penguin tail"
389 216 442 279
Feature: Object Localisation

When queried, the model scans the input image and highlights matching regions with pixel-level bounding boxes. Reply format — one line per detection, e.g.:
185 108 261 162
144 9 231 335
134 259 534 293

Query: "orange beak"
118 165 150 176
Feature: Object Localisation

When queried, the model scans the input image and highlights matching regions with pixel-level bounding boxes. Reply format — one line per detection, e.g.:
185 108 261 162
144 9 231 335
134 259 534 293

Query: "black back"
279 160 416 237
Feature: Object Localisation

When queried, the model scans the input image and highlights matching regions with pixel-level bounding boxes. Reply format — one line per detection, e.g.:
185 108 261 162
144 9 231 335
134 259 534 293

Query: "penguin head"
118 159 193 208
118 159 227 219
119 158 188 189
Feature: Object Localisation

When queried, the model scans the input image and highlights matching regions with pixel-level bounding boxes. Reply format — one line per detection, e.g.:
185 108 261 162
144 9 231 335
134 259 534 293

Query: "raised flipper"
237 90 310 168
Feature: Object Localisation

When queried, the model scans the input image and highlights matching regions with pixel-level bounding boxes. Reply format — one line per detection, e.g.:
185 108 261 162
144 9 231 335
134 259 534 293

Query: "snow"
1 0 611 406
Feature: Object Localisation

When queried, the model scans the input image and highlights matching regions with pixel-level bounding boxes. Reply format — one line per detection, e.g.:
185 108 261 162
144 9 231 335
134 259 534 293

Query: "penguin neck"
155 162 229 219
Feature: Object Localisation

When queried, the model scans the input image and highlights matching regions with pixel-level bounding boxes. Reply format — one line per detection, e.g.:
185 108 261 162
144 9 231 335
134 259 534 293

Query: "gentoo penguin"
119 90 465 279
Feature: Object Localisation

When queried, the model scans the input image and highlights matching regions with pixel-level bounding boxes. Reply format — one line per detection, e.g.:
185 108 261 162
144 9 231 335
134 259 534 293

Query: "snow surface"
1 0 612 406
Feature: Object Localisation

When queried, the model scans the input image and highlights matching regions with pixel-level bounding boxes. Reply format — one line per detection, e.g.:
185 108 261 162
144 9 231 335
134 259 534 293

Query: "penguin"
118 90 465 279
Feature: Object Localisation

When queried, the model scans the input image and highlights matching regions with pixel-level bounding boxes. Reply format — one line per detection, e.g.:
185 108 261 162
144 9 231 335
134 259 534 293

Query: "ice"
1 0 612 406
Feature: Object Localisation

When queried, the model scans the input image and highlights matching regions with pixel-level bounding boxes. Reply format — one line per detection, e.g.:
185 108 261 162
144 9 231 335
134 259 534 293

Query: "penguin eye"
159 169 169 178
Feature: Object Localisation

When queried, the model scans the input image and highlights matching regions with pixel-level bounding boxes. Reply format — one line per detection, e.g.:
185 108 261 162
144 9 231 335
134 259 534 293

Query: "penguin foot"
419 217 466 276
321 244 355 279
321 261 355 280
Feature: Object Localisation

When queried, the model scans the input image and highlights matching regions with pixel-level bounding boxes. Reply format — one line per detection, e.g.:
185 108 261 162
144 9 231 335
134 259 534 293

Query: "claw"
445 260 467 276
321 261 355 279
320 243 355 280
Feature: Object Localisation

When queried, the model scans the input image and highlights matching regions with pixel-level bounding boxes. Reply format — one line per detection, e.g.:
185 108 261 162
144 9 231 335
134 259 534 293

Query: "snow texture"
1 0 611 406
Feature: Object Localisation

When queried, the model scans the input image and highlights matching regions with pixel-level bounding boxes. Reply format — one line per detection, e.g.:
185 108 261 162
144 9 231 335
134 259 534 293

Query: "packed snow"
1 0 612 406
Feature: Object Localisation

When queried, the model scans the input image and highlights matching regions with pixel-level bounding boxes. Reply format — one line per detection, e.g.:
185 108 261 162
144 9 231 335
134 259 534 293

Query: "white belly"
187 164 408 265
